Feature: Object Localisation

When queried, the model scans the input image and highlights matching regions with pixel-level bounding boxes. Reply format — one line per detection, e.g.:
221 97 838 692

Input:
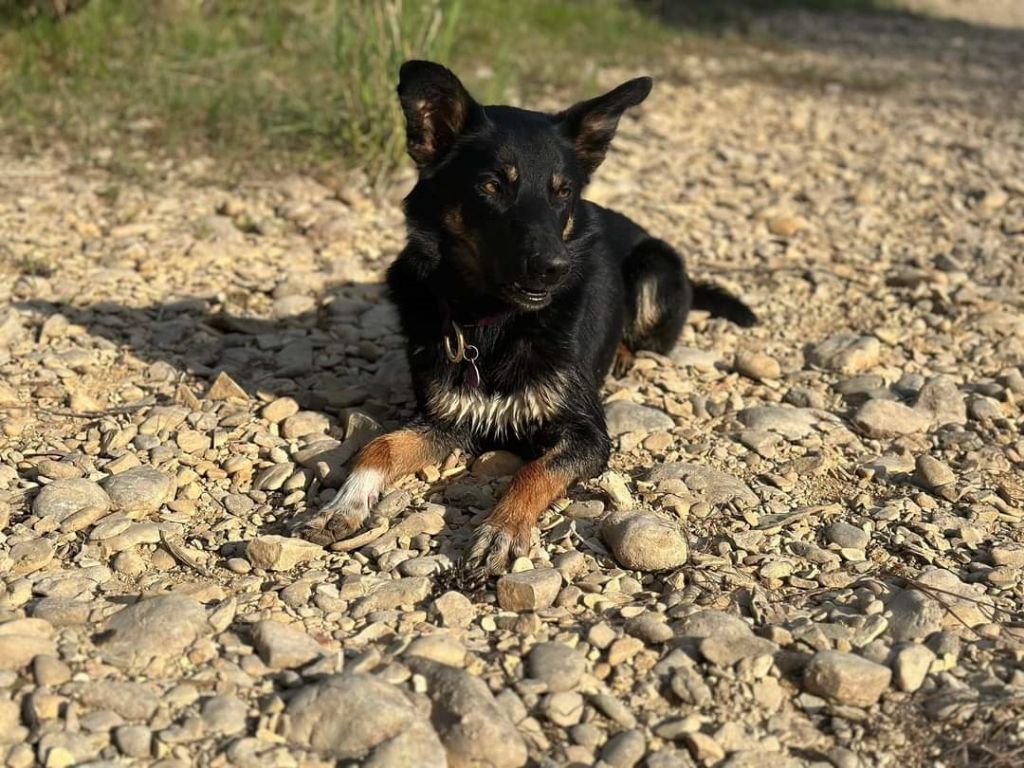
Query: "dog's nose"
525 251 569 287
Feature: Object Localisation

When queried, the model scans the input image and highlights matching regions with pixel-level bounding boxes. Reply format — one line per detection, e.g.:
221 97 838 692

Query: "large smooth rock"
803 651 891 706
602 510 688 572
32 479 110 523
95 594 210 672
407 658 528 768
605 401 674 437
284 673 445 766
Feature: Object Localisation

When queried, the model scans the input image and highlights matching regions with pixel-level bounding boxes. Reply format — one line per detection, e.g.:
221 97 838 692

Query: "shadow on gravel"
16 281 416 426
645 0 1024 116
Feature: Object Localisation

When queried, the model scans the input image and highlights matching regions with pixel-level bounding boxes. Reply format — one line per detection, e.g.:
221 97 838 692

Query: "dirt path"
1 4 1022 767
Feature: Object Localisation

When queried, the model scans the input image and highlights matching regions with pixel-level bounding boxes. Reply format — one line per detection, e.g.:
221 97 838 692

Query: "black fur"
305 61 756 573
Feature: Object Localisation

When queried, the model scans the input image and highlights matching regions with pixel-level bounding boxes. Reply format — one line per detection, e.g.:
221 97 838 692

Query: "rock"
916 568 995 628
601 510 688 571
100 467 173 515
434 591 476 628
854 400 932 438
406 658 528 768
766 214 807 237
76 681 160 720
284 673 446 766
95 594 210 671
807 334 880 373
471 451 524 477
405 634 466 667
677 611 752 640
605 401 673 437
624 613 674 644
888 589 944 641
351 577 432 618
601 729 646 768
206 371 248 401
0 632 57 671
699 635 778 667
893 644 935 692
914 376 966 426
281 411 331 439
32 479 110 523
597 471 635 510
915 455 956 497
803 651 891 706
734 351 781 381
252 620 324 669
543 691 584 727
113 725 152 758
201 695 248 735
0 699 27 745
246 535 323 571
496 568 562 612
738 406 821 439
262 396 300 423
825 521 870 549
647 463 757 507
527 642 586 692
992 545 1024 567
684 732 726 766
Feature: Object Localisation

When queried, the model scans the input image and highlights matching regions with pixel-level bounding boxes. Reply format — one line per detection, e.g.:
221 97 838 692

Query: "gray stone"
854 400 932 438
807 333 880 373
914 376 966 426
95 594 210 672
527 642 586 692
252 620 324 669
100 467 173 515
825 521 870 549
804 651 891 706
601 510 688 571
893 644 935 692
496 568 562 612
32 478 110 523
647 463 757 507
406 658 528 768
284 673 445 766
676 610 752 640
738 406 821 439
605 401 673 437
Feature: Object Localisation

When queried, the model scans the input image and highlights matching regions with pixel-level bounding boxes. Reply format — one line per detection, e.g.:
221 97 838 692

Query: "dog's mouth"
507 282 552 309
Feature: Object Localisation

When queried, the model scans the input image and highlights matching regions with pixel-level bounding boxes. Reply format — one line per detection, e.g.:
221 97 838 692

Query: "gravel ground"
1 4 1023 768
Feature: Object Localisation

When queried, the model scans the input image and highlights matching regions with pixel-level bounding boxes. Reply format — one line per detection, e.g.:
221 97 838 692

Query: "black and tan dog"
292 61 755 574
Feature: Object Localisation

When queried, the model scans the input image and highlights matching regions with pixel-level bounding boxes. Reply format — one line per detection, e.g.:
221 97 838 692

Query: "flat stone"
76 681 160 721
699 635 778 667
914 375 966 427
825 521 870 549
281 411 331 439
406 658 528 768
738 406 821 439
803 651 891 706
496 568 562 612
602 510 688 571
854 400 932 438
893 644 935 692
284 673 446 766
32 479 111 523
246 535 323 571
0 633 57 671
100 467 173 515
606 401 674 437
807 334 880 373
95 594 210 672
647 463 757 507
405 634 466 667
252 620 324 669
677 610 752 640
527 642 586 692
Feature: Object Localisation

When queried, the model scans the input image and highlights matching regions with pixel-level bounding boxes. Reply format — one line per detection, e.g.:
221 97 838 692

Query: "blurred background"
1 0 1022 187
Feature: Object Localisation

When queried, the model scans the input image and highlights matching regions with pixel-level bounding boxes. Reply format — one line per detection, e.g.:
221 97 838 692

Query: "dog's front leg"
468 420 611 575
292 423 448 546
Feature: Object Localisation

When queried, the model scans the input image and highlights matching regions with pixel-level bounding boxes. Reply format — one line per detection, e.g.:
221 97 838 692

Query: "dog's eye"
556 185 572 200
480 180 499 196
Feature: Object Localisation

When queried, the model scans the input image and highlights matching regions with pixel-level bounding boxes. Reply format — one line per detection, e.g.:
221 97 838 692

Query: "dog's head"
398 60 651 311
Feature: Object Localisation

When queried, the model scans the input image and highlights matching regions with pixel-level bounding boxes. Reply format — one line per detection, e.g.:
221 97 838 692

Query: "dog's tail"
691 281 758 327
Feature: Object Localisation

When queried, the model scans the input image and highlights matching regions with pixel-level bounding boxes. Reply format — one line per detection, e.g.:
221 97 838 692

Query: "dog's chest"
425 374 566 438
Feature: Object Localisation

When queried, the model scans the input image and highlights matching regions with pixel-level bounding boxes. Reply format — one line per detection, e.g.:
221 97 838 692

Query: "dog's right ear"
398 61 484 169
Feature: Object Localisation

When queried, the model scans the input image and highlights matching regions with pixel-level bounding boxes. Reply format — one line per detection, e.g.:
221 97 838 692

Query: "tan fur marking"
504 164 518 182
562 214 574 241
487 460 571 534
354 429 438 484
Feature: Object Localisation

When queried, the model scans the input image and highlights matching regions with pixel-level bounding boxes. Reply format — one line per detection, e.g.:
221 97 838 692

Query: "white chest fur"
426 376 566 438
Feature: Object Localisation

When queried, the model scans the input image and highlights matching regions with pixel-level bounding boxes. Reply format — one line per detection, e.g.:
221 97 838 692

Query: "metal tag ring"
443 322 466 363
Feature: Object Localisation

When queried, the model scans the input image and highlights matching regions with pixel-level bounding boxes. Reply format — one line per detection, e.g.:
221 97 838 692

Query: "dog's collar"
437 299 509 389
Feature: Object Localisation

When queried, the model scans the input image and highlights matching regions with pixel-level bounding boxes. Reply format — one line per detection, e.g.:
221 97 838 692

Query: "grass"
0 0 678 183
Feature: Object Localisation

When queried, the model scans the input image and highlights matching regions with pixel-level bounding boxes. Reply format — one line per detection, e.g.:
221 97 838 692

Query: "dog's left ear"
553 77 652 176
398 60 485 169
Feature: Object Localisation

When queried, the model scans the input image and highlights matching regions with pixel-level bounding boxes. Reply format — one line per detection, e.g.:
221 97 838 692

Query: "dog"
291 60 756 574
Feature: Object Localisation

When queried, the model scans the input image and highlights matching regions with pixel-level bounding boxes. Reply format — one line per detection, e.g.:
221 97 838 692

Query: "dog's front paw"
466 519 534 576
289 470 381 546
